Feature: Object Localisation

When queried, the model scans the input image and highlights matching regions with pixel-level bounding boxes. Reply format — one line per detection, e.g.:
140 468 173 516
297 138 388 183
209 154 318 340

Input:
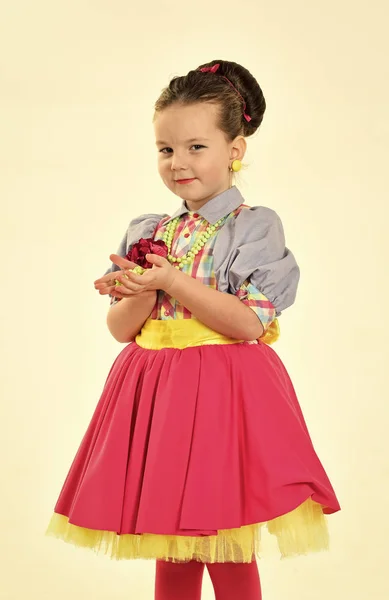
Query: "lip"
175 178 196 184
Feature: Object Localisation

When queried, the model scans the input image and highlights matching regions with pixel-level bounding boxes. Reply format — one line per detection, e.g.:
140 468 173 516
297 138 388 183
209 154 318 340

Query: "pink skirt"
46 328 340 562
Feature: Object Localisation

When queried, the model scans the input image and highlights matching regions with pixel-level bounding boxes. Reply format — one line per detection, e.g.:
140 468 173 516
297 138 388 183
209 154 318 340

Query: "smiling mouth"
175 178 196 184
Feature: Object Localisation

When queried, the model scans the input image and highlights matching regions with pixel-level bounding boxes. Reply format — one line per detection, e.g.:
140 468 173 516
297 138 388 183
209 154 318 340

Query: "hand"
113 253 178 296
110 253 178 296
94 254 145 300
94 253 177 298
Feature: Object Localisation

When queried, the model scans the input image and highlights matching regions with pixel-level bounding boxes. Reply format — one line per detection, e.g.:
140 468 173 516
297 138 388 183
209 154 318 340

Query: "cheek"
158 157 171 173
200 154 227 177
158 159 174 188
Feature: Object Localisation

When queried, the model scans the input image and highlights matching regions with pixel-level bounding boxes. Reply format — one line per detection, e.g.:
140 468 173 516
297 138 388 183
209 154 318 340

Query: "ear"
229 135 247 162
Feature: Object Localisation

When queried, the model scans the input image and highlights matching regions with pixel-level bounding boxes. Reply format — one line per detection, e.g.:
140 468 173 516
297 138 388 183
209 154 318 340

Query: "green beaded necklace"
115 213 228 286
162 214 227 269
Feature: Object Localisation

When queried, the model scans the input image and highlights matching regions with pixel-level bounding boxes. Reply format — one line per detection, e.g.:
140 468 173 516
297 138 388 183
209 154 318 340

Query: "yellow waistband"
135 318 280 350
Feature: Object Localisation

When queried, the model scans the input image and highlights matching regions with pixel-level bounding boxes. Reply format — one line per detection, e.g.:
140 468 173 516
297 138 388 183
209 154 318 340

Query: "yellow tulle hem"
45 497 329 563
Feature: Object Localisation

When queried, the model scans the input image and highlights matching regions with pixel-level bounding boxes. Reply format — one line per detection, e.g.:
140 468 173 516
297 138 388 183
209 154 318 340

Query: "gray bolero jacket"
104 187 300 316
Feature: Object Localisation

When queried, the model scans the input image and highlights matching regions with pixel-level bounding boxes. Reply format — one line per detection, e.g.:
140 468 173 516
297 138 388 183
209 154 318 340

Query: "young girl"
46 59 340 599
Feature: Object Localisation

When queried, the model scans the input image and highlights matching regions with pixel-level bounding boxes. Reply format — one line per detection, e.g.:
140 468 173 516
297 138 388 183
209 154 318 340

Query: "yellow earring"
230 159 242 172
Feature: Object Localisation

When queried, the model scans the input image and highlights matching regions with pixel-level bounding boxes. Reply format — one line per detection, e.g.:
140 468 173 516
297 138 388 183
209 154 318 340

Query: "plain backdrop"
1 1 388 599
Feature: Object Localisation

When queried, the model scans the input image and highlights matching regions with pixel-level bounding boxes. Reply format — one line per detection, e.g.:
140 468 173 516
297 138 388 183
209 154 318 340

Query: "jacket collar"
165 186 245 225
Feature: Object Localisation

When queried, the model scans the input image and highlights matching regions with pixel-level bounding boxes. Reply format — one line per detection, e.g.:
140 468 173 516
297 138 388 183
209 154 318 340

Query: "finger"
96 284 116 295
120 270 148 285
94 255 138 285
110 291 126 300
118 284 144 294
114 274 145 293
145 253 167 267
94 273 119 286
93 276 138 297
94 276 117 290
109 254 138 270
94 268 132 286
111 289 142 299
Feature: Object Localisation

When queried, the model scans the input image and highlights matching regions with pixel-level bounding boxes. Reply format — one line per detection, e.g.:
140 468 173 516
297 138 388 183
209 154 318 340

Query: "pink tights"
155 559 262 600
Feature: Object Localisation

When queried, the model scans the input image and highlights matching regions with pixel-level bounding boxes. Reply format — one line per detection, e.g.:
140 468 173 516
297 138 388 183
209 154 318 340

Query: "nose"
170 151 188 172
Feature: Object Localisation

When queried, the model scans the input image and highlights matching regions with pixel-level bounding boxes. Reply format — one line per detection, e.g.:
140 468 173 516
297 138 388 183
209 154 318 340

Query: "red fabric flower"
126 238 168 269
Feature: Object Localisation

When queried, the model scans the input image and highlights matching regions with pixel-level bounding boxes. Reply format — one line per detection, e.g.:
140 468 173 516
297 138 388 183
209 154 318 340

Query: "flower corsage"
114 238 168 286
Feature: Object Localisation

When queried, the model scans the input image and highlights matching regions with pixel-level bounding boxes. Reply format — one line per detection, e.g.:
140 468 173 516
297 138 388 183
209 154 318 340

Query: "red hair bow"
199 64 221 74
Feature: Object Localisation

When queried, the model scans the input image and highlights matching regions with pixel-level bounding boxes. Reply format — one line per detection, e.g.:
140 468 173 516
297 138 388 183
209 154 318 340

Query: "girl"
46 60 340 599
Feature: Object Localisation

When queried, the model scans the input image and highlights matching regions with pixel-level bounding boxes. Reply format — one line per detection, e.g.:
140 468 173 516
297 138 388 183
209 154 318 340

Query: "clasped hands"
94 253 178 299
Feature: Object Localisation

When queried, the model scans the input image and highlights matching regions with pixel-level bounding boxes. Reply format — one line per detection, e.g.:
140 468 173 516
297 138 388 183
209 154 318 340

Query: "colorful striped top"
150 206 276 331
105 187 300 335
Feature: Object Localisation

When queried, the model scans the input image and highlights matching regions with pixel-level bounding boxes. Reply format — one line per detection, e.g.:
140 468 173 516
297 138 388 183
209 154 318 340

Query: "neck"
185 185 233 212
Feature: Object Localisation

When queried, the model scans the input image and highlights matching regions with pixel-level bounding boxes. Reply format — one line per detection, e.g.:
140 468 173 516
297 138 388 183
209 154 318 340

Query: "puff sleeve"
104 213 168 305
213 206 300 317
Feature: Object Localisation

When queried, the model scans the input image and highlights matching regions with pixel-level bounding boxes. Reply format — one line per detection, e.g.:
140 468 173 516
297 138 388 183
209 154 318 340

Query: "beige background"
1 1 388 599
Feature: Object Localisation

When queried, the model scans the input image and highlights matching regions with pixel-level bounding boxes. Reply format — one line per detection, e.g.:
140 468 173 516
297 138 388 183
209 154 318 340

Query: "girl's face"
154 102 245 210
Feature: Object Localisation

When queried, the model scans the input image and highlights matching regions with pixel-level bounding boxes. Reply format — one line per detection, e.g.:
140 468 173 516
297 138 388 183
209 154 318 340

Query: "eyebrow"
155 138 210 145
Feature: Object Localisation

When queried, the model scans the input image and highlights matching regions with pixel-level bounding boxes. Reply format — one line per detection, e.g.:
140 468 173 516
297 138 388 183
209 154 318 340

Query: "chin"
170 184 201 201
176 191 204 203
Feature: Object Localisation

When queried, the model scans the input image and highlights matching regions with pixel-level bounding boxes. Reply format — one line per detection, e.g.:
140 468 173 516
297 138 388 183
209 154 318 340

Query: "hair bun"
196 60 266 135
155 60 266 141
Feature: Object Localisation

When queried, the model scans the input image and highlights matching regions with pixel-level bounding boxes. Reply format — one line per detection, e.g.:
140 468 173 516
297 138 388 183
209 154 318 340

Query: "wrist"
141 289 157 298
163 267 184 294
118 289 156 305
